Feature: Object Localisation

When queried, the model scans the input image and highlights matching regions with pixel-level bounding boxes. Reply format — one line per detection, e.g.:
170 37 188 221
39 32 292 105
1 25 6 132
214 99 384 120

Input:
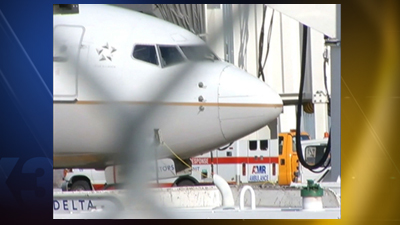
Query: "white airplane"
53 4 283 171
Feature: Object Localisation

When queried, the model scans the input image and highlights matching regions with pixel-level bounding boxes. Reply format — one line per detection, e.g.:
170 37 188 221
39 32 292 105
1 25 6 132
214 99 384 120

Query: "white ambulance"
62 134 314 190
157 139 280 187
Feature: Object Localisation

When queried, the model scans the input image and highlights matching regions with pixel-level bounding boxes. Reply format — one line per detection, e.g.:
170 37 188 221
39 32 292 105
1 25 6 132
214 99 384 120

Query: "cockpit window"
158 46 185 67
179 45 218 61
133 45 159 65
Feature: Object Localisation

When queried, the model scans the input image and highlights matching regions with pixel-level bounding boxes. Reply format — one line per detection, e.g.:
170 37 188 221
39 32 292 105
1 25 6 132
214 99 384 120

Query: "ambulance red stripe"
191 157 279 165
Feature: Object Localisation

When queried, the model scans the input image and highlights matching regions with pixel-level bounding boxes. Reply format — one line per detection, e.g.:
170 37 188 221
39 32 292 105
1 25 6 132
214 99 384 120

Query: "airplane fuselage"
53 5 283 169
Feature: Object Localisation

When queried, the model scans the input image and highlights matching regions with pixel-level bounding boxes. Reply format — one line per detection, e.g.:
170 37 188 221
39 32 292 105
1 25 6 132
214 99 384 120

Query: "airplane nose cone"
218 66 283 141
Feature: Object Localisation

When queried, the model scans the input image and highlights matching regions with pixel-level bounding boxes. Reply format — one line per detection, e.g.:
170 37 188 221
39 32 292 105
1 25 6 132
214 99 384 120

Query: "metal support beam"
322 42 340 182
223 4 234 63
322 4 340 182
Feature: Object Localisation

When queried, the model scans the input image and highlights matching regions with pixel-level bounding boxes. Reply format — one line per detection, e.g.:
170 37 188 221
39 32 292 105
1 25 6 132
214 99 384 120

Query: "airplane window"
180 45 218 61
132 45 159 65
260 140 268 151
249 140 257 151
158 46 185 67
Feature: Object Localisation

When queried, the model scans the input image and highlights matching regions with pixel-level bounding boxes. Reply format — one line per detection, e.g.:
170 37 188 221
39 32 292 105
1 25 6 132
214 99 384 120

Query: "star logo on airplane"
96 43 116 61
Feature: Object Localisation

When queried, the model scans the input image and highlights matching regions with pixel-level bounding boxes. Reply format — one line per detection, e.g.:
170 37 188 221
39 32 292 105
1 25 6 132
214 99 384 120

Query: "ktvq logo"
0 157 53 207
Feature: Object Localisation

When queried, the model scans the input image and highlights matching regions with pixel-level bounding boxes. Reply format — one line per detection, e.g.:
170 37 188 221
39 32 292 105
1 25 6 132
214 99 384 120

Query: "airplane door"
53 25 85 101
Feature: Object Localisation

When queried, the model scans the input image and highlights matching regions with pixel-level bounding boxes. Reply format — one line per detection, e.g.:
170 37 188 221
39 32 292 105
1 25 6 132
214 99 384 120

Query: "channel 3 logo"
0 157 53 207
